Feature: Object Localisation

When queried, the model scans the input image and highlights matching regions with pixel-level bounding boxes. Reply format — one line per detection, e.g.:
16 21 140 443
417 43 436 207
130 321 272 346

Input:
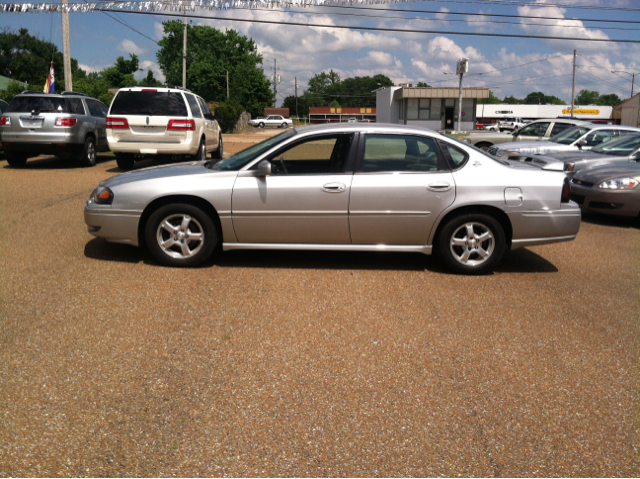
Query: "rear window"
110 91 188 116
6 96 68 113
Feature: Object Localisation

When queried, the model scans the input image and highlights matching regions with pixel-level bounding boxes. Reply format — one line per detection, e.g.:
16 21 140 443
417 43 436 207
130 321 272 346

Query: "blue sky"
2 0 638 105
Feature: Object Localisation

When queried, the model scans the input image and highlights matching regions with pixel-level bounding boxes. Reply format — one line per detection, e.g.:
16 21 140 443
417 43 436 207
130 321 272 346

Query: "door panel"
231 175 353 243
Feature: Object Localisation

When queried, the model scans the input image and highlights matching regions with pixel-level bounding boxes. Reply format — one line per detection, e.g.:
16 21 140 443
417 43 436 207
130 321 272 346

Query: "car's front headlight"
598 177 639 190
91 186 114 204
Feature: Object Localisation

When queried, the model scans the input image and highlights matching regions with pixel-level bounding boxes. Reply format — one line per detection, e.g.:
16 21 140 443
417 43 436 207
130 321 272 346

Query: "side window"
197 98 212 118
518 122 550 137
362 135 443 173
185 94 202 119
86 100 105 118
68 98 85 115
584 129 615 146
266 135 353 175
438 140 469 169
550 122 572 136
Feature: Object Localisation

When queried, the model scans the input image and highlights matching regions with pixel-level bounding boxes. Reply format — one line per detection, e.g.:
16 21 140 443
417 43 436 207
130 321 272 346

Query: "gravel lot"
1 146 639 477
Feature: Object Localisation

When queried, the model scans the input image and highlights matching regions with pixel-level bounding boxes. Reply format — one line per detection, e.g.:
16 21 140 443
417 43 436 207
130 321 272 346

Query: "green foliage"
502 95 522 104
329 100 341 108
523 91 565 105
575 89 622 106
214 100 244 133
156 21 273 117
101 54 140 89
416 82 431 87
0 80 28 103
138 69 163 87
478 90 502 105
307 70 341 95
73 75 114 106
0 27 85 89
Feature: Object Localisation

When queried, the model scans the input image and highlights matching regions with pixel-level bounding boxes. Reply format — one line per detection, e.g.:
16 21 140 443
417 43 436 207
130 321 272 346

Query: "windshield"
6 96 67 113
549 126 590 145
206 129 297 171
591 134 640 155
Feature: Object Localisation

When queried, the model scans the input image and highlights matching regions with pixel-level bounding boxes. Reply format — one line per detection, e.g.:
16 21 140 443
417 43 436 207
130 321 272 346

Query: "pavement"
0 147 639 477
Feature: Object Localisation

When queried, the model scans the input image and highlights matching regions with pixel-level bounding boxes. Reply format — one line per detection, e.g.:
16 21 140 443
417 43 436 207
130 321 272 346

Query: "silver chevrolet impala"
85 124 581 274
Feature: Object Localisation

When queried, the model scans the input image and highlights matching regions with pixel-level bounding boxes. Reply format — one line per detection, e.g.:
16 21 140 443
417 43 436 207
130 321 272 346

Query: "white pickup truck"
498 117 527 132
248 115 293 128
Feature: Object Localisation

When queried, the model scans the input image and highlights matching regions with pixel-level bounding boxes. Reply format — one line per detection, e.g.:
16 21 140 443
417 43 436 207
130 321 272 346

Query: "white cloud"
136 60 166 83
116 39 148 56
154 22 165 41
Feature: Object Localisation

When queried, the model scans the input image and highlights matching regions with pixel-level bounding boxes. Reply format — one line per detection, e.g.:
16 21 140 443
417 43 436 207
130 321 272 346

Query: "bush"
215 100 244 133
0 80 29 103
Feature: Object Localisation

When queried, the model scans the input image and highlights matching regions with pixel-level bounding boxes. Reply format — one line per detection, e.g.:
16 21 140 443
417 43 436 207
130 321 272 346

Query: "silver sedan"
85 124 581 274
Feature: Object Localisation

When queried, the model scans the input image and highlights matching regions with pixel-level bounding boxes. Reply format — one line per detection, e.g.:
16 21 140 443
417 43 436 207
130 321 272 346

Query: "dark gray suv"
0 91 109 167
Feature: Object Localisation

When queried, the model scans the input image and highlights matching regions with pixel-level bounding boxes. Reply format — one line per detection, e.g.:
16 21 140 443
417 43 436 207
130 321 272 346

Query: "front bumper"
84 199 142 246
570 183 640 217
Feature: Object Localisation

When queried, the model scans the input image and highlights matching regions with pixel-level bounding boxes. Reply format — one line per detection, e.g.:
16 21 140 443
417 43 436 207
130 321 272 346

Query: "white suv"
106 87 222 170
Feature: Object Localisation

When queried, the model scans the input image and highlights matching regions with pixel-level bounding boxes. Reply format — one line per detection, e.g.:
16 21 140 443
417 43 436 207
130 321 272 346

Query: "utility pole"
273 58 277 107
456 58 469 131
182 10 187 88
611 70 637 97
570 49 577 117
226 71 229 99
295 77 299 119
61 0 72 91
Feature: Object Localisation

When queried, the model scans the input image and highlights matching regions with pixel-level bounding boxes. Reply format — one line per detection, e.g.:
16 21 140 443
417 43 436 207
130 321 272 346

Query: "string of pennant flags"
1 0 416 14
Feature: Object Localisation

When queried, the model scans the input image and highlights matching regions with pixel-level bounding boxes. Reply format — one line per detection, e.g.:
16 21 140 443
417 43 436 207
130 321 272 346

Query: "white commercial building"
476 104 614 124
376 85 490 131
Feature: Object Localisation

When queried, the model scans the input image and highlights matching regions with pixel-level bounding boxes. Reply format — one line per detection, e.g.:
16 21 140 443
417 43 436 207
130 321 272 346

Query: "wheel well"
431 205 513 250
86 132 96 142
475 141 493 147
137 195 223 249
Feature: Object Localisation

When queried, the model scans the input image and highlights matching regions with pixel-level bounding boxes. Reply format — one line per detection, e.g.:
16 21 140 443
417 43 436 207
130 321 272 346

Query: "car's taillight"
106 117 129 129
55 117 77 127
561 177 571 203
0 116 10 126
167 119 195 131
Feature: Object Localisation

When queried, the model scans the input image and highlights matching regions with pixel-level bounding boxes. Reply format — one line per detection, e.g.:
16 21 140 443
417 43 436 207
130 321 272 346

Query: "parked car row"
0 87 223 170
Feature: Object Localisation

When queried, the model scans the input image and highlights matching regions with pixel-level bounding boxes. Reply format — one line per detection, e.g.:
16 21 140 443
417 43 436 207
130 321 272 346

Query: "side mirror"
256 159 272 176
577 138 587 150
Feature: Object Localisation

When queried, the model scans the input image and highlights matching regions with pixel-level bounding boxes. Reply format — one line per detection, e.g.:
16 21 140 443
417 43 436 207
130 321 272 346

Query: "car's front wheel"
145 204 217 267
115 153 135 170
438 214 506 275
258 122 265 128
5 152 28 167
211 134 223 160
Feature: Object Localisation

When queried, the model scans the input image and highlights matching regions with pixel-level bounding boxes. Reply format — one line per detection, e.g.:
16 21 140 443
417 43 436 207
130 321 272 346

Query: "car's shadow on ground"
84 238 558 274
581 211 639 230
2 154 114 170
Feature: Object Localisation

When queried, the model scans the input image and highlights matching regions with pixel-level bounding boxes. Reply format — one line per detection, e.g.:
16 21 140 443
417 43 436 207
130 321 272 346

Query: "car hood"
101 161 218 187
573 163 640 183
528 151 621 165
495 141 571 155
464 132 514 141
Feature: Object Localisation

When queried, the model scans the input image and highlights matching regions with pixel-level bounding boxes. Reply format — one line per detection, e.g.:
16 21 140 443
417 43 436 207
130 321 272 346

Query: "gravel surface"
1 150 639 477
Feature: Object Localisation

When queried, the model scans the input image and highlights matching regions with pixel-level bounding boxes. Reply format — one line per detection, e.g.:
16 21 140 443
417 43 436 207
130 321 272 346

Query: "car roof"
116 86 192 94
292 122 449 140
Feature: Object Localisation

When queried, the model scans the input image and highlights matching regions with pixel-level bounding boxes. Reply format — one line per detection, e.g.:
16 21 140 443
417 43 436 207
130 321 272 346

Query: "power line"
466 53 572 77
429 0 640 11
101 10 640 44
576 67 632 94
314 4 640 24
247 7 640 31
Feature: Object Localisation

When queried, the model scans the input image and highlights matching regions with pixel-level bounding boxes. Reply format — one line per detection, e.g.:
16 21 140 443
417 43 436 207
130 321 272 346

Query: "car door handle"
427 182 451 192
322 182 346 193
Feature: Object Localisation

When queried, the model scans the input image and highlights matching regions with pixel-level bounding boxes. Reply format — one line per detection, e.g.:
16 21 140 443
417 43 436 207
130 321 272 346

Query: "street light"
611 70 638 97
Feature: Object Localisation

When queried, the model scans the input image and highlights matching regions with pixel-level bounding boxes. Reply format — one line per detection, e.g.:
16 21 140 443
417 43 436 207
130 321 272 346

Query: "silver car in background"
490 124 640 160
85 124 581 275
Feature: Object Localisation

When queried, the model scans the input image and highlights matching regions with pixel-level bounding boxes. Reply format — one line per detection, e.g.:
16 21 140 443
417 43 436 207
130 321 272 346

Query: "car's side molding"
222 243 433 255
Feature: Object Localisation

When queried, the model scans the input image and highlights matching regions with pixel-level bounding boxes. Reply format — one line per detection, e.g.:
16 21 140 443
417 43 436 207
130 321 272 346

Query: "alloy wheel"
449 222 495 267
156 214 205 259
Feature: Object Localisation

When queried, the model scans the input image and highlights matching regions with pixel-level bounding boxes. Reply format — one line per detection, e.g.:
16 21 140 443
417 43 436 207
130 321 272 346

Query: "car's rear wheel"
211 134 223 160
438 214 505 275
281 122 287 128
475 142 493 152
5 152 28 167
258 122 265 128
194 138 206 162
145 203 217 267
115 153 135 171
77 136 96 167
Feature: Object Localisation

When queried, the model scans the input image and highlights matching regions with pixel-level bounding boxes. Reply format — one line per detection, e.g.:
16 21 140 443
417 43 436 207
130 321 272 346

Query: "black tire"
258 122 265 128
77 136 97 167
475 142 493 152
438 214 506 275
145 203 217 267
211 134 223 160
194 138 206 162
115 153 135 171
5 152 28 167
280 122 287 129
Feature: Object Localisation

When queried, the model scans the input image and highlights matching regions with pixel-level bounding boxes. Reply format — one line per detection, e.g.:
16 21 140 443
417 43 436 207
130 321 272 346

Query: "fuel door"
504 187 523 207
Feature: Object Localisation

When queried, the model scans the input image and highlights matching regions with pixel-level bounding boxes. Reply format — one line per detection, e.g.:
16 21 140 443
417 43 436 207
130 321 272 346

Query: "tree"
138 69 163 87
156 21 273 117
597 93 622 106
575 89 600 105
101 54 140 89
503 95 522 104
416 82 431 87
0 27 85 90
73 73 114 105
523 91 565 105
0 80 27 103
329 100 341 108
478 90 502 105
